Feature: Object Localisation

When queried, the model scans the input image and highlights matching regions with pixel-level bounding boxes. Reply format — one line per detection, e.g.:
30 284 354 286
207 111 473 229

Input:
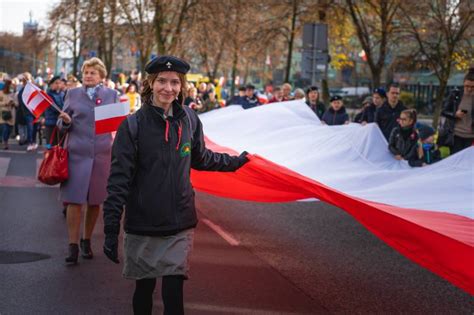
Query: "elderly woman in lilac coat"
58 57 118 264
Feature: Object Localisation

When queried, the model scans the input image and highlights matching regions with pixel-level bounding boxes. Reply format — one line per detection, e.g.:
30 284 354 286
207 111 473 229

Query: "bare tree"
345 0 400 88
400 0 474 127
119 0 155 74
49 0 86 76
154 0 199 56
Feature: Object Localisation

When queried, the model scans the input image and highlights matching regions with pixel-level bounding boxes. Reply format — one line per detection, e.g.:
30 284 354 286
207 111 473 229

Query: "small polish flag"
21 82 53 117
95 99 130 134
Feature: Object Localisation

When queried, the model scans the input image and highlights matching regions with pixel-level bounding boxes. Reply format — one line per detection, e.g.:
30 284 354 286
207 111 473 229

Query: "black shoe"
80 239 93 259
62 207 67 218
65 243 79 265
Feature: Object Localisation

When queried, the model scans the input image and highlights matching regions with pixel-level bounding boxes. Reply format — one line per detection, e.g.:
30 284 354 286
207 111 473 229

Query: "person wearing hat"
102 55 249 315
411 124 441 166
375 83 407 141
321 95 349 125
44 76 65 147
240 83 260 109
305 86 326 119
355 88 386 125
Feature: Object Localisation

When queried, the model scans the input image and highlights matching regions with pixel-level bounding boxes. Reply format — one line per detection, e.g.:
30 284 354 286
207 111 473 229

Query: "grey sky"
0 0 58 35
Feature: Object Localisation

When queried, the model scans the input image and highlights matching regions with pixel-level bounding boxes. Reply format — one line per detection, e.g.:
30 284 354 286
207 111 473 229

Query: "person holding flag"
57 57 119 265
102 55 249 315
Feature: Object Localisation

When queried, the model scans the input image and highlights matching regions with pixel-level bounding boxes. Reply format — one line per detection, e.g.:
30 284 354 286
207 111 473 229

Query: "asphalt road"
0 144 473 314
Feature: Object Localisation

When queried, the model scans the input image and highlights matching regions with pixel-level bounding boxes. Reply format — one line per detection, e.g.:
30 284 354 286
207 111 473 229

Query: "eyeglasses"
464 85 474 90
399 118 409 122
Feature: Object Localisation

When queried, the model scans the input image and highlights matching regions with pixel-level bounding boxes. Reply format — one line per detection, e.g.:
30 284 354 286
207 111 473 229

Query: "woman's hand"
58 111 72 124
395 155 403 160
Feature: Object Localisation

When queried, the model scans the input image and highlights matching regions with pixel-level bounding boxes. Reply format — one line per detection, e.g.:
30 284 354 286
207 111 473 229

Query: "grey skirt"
123 229 195 280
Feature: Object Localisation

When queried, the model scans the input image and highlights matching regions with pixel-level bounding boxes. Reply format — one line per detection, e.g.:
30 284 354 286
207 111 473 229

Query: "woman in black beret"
102 55 249 315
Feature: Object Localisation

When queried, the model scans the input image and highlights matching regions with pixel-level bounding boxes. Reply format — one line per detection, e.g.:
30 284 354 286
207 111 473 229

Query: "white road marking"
201 218 240 246
0 157 10 177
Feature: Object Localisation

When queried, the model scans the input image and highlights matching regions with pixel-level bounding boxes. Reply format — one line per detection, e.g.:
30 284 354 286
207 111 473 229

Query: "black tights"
133 276 184 315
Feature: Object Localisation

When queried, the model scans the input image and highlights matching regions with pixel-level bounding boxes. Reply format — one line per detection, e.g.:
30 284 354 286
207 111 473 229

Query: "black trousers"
133 276 184 315
452 135 473 154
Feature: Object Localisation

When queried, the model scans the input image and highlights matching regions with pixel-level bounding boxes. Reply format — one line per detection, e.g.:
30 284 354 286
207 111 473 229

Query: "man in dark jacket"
440 68 474 154
375 83 407 141
227 86 246 105
321 95 349 125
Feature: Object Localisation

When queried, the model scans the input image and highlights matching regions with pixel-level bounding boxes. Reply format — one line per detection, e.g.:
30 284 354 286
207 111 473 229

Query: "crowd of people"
0 56 472 314
222 68 473 167
0 66 472 163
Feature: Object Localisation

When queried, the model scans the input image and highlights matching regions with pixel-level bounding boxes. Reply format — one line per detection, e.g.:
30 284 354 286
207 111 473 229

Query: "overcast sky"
0 0 58 35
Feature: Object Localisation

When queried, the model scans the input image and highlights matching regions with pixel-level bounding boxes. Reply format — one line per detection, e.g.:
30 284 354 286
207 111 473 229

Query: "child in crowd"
388 109 421 166
412 124 442 167
321 95 349 125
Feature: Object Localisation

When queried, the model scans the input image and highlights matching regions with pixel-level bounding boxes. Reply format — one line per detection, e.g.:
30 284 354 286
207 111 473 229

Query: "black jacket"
375 101 407 140
240 95 260 109
441 89 463 119
359 103 378 123
103 101 244 236
321 106 349 125
306 100 326 119
388 125 421 166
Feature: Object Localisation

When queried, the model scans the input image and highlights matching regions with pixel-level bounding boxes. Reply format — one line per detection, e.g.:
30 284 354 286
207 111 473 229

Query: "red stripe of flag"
95 116 127 134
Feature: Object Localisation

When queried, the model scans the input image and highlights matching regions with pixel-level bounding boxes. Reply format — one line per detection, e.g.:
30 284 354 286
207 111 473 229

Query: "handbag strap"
49 127 58 145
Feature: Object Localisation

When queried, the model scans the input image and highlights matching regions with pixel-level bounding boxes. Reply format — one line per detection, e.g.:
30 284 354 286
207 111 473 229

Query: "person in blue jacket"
321 95 349 125
44 76 65 147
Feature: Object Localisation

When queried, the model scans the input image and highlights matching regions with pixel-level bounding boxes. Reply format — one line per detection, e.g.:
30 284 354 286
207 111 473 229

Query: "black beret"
330 95 343 102
373 87 386 98
145 55 190 74
306 86 319 94
245 84 255 90
417 124 435 140
49 76 61 86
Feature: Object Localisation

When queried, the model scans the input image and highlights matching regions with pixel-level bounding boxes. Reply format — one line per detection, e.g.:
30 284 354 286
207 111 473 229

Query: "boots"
65 243 79 265
80 239 93 259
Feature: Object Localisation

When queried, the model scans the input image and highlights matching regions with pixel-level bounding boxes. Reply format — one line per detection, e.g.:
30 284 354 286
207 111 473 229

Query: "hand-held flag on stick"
21 82 59 117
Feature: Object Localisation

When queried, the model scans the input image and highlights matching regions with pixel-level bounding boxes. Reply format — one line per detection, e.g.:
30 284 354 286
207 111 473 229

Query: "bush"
399 91 415 108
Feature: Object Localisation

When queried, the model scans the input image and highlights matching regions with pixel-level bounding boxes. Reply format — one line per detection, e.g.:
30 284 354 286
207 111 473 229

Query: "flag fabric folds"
95 100 129 134
190 100 474 295
21 82 53 117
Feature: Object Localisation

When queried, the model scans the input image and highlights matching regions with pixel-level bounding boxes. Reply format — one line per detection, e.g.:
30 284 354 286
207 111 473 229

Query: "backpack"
127 105 197 151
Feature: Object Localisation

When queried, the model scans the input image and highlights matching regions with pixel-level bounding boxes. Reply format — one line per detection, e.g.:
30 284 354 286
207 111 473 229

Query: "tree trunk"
230 48 238 97
284 0 298 83
432 77 448 128
154 0 165 55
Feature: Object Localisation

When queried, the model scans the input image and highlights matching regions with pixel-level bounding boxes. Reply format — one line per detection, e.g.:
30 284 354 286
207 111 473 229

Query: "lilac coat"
58 86 118 205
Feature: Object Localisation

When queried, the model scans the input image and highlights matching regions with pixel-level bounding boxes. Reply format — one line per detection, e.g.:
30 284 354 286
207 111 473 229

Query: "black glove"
238 151 250 167
103 234 120 264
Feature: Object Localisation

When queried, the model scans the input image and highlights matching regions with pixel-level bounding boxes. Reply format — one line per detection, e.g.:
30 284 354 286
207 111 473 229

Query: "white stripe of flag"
21 82 53 117
95 100 130 134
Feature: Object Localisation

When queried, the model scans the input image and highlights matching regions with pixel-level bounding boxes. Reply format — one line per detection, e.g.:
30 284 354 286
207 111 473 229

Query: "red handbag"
38 128 68 185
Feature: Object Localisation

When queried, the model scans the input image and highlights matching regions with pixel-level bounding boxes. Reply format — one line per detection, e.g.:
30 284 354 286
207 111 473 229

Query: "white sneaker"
26 144 33 151
32 143 38 150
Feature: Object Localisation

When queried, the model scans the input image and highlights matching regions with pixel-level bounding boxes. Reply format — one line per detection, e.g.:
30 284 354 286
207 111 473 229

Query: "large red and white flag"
191 100 474 295
95 99 129 134
21 82 53 117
